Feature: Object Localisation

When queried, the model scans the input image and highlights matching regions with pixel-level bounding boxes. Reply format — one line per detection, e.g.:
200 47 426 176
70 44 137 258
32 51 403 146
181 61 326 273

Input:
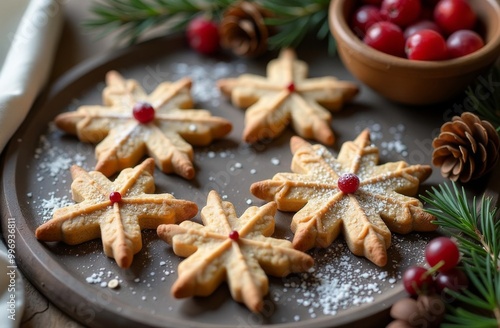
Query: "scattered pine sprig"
258 0 335 52
421 182 500 327
84 0 334 51
84 0 232 45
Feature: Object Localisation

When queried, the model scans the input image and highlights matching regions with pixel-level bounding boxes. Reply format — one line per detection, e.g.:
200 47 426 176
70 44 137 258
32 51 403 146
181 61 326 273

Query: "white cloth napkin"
0 0 63 326
0 0 63 153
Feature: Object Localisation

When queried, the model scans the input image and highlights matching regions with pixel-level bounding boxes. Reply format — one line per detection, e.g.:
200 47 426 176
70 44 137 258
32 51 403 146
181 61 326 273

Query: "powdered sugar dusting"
28 127 92 221
270 234 428 319
356 121 408 158
171 61 246 106
38 192 72 222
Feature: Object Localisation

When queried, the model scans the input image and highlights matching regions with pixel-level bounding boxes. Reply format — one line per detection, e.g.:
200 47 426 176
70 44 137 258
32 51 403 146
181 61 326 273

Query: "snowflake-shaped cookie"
218 48 358 145
35 158 198 268
55 71 232 179
157 190 314 312
250 130 437 267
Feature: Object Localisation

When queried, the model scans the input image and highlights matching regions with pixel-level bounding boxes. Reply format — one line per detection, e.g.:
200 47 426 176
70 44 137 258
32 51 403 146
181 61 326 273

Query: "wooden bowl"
329 0 500 105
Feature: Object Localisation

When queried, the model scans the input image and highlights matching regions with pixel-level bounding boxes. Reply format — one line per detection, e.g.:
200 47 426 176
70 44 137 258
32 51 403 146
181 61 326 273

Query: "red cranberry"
132 102 155 124
229 230 239 241
403 266 434 295
364 21 406 57
109 191 122 204
351 5 383 37
404 20 442 39
405 29 448 61
434 0 477 35
186 17 219 55
447 29 484 58
287 82 296 93
381 0 422 27
435 268 469 292
338 173 360 194
425 237 460 272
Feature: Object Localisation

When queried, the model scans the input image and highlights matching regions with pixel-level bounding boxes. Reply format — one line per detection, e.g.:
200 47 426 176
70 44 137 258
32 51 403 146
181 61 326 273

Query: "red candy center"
229 230 239 241
287 82 296 93
109 191 122 204
132 102 155 124
338 173 360 194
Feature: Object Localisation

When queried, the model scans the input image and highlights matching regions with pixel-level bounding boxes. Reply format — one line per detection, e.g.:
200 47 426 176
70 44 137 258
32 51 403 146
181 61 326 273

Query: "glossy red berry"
338 173 360 194
405 29 448 61
186 17 219 55
404 20 442 39
229 230 239 241
352 5 383 37
381 0 422 27
287 82 296 93
425 237 460 272
434 0 477 35
435 267 468 292
132 102 155 124
403 265 434 295
447 30 484 58
364 21 406 57
109 191 122 204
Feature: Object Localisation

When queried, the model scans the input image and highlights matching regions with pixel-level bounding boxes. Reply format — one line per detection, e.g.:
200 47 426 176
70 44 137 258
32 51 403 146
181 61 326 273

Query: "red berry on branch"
435 267 468 292
187 17 220 55
132 102 155 124
425 237 460 272
403 265 434 295
338 173 360 194
109 191 122 204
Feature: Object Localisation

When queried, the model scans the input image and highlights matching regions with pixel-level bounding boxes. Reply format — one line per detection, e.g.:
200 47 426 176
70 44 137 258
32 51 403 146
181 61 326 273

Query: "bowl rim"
329 0 500 74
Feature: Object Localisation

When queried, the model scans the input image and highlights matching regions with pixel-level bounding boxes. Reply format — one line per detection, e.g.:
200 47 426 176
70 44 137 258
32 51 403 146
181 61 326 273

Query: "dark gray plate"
2 34 492 328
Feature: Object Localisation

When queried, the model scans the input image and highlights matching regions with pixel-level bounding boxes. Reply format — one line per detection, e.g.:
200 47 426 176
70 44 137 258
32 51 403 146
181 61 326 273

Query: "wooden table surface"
21 2 114 327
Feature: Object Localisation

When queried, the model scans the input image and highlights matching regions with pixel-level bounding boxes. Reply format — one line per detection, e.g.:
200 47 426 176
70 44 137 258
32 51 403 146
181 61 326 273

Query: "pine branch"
85 0 335 52
85 0 231 44
421 182 500 327
258 0 334 51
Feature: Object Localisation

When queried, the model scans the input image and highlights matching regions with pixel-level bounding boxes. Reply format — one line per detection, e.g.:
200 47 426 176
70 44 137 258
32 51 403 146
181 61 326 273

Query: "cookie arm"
145 128 195 179
35 204 104 244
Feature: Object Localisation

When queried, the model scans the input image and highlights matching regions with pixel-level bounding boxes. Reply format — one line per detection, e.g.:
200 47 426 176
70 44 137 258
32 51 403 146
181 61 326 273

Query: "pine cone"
432 112 500 183
219 1 271 57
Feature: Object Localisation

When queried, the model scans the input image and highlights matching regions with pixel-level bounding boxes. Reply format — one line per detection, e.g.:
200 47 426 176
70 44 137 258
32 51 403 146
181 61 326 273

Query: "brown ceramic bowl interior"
329 0 500 105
